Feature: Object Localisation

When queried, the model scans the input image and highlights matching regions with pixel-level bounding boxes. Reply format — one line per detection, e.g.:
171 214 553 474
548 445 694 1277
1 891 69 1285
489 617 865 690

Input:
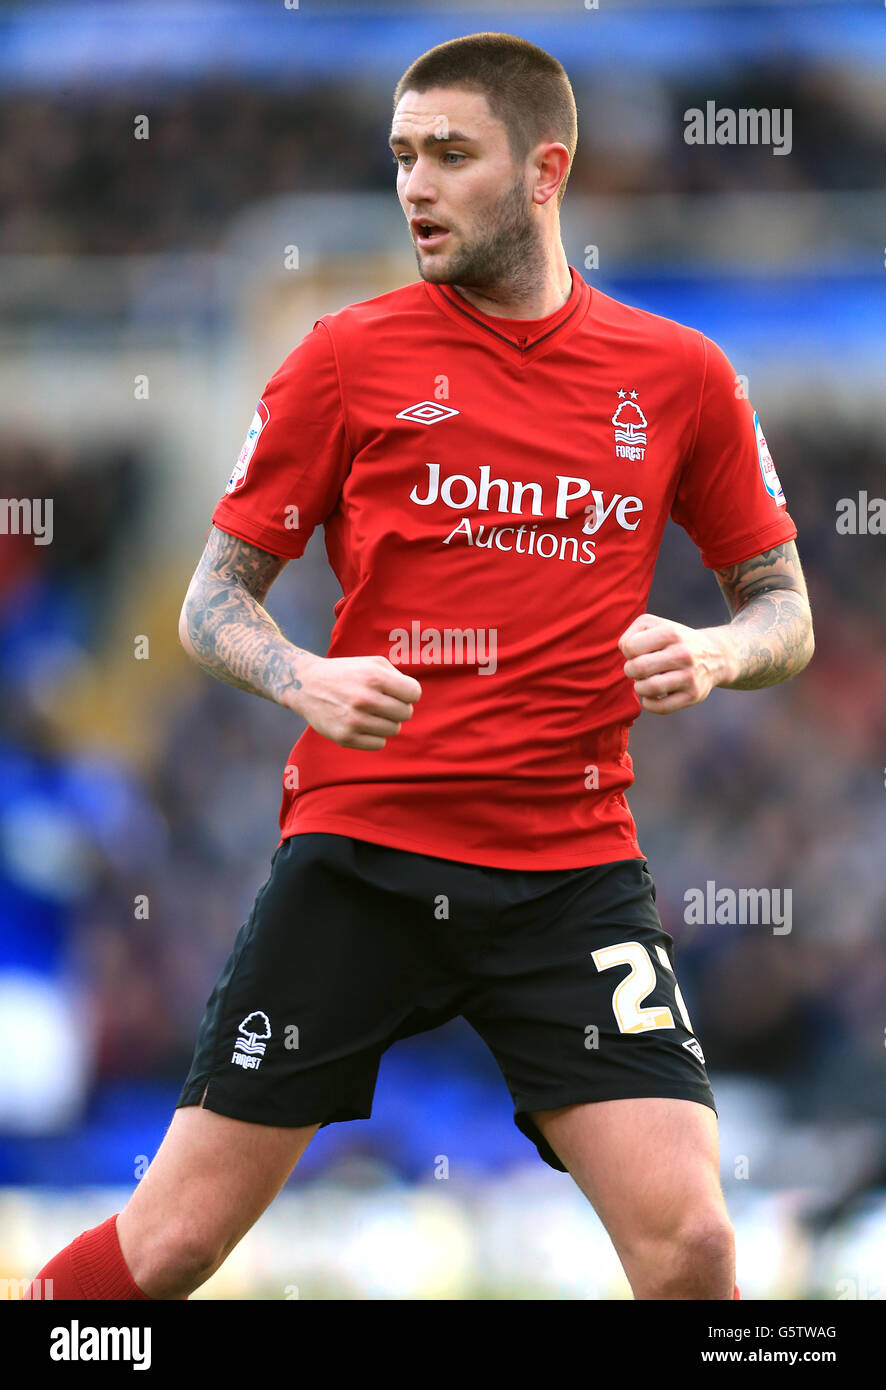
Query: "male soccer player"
29 33 812 1301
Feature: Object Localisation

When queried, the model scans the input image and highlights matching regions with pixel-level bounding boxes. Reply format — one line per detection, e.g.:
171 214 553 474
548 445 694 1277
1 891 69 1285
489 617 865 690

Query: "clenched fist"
618 613 733 715
288 653 422 749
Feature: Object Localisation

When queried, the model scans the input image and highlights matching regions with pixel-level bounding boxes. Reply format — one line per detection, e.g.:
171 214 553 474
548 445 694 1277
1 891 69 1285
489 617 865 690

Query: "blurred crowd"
1 59 884 254
1 410 884 1184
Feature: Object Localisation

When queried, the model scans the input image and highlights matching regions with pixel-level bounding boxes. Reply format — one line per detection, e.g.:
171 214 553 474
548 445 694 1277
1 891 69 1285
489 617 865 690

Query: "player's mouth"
411 218 450 249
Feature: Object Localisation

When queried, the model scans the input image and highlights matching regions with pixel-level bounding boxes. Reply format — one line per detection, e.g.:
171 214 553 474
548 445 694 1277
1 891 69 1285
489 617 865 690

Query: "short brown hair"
393 32 577 207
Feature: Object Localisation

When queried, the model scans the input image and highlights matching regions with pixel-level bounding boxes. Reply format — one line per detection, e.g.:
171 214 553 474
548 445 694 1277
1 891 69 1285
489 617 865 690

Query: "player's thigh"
529 1095 727 1253
117 1101 320 1265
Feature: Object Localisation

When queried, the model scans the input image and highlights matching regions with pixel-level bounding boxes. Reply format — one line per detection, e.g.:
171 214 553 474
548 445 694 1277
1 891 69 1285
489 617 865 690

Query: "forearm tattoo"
182 526 310 703
714 541 814 689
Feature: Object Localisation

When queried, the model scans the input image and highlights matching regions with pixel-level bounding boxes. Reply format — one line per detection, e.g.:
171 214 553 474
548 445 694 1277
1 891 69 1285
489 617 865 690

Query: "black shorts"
177 833 715 1172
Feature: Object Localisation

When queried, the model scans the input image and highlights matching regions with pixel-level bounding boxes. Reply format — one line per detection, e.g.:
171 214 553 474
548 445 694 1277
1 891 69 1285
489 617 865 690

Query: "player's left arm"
619 539 814 715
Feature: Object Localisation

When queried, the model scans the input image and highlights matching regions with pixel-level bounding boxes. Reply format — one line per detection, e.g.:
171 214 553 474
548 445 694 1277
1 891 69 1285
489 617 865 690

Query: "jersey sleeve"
211 319 351 559
670 333 797 569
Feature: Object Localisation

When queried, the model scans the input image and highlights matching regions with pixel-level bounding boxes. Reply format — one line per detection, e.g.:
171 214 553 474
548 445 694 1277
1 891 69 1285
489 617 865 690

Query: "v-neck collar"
424 265 591 364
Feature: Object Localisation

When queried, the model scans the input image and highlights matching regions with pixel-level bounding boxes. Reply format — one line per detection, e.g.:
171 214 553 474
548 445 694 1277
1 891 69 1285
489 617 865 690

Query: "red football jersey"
211 266 797 869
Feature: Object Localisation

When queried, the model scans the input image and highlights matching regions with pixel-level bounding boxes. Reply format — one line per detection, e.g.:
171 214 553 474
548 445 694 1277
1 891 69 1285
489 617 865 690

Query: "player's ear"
531 142 570 207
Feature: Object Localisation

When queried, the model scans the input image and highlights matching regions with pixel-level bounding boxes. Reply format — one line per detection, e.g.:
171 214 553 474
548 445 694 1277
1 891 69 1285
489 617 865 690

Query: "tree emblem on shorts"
231 1010 272 1071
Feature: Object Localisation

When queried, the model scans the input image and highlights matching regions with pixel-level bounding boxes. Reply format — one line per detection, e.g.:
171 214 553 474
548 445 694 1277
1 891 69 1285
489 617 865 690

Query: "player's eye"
391 151 464 169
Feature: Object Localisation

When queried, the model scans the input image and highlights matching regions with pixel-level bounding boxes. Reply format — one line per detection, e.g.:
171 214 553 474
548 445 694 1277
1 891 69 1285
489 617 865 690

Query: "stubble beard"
412 173 545 307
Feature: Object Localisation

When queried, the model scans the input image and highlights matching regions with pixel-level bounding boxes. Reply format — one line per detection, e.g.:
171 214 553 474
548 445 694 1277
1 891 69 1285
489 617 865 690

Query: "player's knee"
624 1204 734 1296
662 1210 733 1295
676 1210 734 1273
129 1218 228 1297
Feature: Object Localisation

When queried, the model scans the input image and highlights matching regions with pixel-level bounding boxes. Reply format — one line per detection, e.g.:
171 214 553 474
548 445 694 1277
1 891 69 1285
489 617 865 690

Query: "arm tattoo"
181 525 312 704
714 541 814 689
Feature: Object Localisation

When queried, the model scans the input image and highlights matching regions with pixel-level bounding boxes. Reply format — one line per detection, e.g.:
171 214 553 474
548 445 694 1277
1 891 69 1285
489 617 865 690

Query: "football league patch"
227 399 270 494
754 411 785 507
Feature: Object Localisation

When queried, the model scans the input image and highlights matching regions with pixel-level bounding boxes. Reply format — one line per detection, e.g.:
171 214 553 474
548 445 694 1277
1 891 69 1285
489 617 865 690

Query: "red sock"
734 1284 741 1299
26 1214 150 1301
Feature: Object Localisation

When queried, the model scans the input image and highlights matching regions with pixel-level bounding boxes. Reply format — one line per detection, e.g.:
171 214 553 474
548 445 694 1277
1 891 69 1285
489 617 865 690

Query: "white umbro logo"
396 400 459 426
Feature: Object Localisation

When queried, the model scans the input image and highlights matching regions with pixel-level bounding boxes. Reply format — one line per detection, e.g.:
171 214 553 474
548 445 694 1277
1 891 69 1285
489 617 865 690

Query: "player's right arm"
178 524 420 750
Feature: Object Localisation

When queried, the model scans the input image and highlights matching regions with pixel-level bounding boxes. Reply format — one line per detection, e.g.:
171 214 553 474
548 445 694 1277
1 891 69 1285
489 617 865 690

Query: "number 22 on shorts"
592 940 695 1035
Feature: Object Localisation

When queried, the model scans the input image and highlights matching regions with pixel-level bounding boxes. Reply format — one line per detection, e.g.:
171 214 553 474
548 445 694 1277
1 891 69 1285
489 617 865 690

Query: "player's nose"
403 157 438 206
